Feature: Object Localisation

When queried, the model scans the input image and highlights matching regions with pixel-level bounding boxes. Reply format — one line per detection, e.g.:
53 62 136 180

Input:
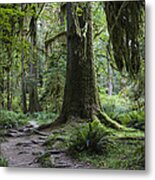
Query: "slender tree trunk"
59 2 100 122
19 5 27 114
107 57 113 96
28 7 41 113
6 48 12 111
21 51 27 113
0 68 4 109
6 67 11 110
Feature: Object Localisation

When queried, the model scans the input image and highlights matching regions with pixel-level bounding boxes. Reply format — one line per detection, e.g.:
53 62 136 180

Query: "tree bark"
21 51 27 113
59 2 100 122
28 5 41 113
6 49 12 111
19 6 27 114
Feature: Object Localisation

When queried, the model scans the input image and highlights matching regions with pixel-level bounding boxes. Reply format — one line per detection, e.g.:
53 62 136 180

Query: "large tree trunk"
48 2 128 131
59 2 100 122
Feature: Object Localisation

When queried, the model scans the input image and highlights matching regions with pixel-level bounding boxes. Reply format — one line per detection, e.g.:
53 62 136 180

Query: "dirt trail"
0 128 92 169
1 134 44 167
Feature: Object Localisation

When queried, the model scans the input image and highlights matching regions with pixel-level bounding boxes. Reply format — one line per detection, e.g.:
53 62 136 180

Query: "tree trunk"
107 56 113 96
21 51 27 113
50 2 125 131
19 5 27 114
6 49 12 111
28 6 41 113
0 68 4 109
59 2 100 122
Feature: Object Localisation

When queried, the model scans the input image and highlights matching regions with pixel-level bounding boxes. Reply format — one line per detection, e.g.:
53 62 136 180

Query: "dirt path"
0 128 92 169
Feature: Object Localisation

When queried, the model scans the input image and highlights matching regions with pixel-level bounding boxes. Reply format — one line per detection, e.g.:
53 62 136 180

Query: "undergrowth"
0 110 28 129
100 94 145 131
0 156 8 167
74 140 145 170
29 112 58 126
66 119 145 170
69 119 115 154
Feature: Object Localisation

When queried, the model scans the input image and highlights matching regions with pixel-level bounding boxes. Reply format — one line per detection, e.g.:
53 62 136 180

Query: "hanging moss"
104 1 145 78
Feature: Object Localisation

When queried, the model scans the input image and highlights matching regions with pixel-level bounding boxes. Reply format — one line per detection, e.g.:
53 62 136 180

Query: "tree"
26 3 44 113
54 2 121 130
57 2 100 123
104 1 145 78
53 1 144 130
28 4 41 113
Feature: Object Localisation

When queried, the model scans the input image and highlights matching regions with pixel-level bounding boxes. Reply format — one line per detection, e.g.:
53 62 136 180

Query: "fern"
69 120 114 154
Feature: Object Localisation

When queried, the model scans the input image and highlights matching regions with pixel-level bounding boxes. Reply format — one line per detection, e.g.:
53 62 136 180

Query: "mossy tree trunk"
19 4 27 114
28 5 41 113
59 2 100 122
55 2 125 131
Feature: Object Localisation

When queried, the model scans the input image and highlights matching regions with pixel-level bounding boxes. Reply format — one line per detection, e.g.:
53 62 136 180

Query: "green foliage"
0 110 28 129
100 92 144 131
29 112 58 126
104 141 145 170
0 156 8 167
69 119 114 154
100 93 131 118
41 67 65 113
117 110 145 131
74 140 145 170
37 152 53 168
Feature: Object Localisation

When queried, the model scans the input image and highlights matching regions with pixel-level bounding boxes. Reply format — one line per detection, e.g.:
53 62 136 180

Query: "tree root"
37 109 139 134
95 110 136 132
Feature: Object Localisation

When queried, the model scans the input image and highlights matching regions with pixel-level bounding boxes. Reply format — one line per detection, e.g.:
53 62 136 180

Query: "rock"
33 129 49 136
18 151 29 155
16 141 33 147
8 129 19 133
38 136 47 140
54 163 72 168
18 128 24 132
31 139 45 144
6 132 24 137
29 120 39 129
45 149 66 154
32 151 44 156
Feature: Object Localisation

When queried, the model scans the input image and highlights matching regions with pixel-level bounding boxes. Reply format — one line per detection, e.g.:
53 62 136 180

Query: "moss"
42 117 144 170
72 140 145 170
37 153 53 168
0 156 8 167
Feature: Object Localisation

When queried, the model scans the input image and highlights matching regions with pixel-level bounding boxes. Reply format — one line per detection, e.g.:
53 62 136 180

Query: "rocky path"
0 127 92 169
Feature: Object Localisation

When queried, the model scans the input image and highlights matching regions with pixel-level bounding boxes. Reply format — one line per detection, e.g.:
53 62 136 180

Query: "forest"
0 1 145 169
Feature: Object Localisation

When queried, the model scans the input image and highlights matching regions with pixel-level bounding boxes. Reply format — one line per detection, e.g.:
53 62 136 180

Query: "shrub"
0 156 8 167
117 111 145 131
30 112 58 126
0 110 28 129
69 119 114 155
100 93 145 131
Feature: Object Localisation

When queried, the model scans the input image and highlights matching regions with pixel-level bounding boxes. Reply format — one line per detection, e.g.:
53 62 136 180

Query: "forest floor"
0 125 92 169
0 117 145 170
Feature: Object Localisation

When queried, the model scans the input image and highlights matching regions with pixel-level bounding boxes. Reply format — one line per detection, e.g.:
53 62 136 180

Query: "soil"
0 127 92 169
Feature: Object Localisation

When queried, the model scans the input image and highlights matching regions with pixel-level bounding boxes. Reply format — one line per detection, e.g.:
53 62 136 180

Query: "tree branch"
45 31 67 47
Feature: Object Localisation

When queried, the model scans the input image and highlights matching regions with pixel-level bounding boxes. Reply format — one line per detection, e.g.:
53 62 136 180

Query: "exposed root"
95 110 129 131
95 110 143 133
37 109 138 134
